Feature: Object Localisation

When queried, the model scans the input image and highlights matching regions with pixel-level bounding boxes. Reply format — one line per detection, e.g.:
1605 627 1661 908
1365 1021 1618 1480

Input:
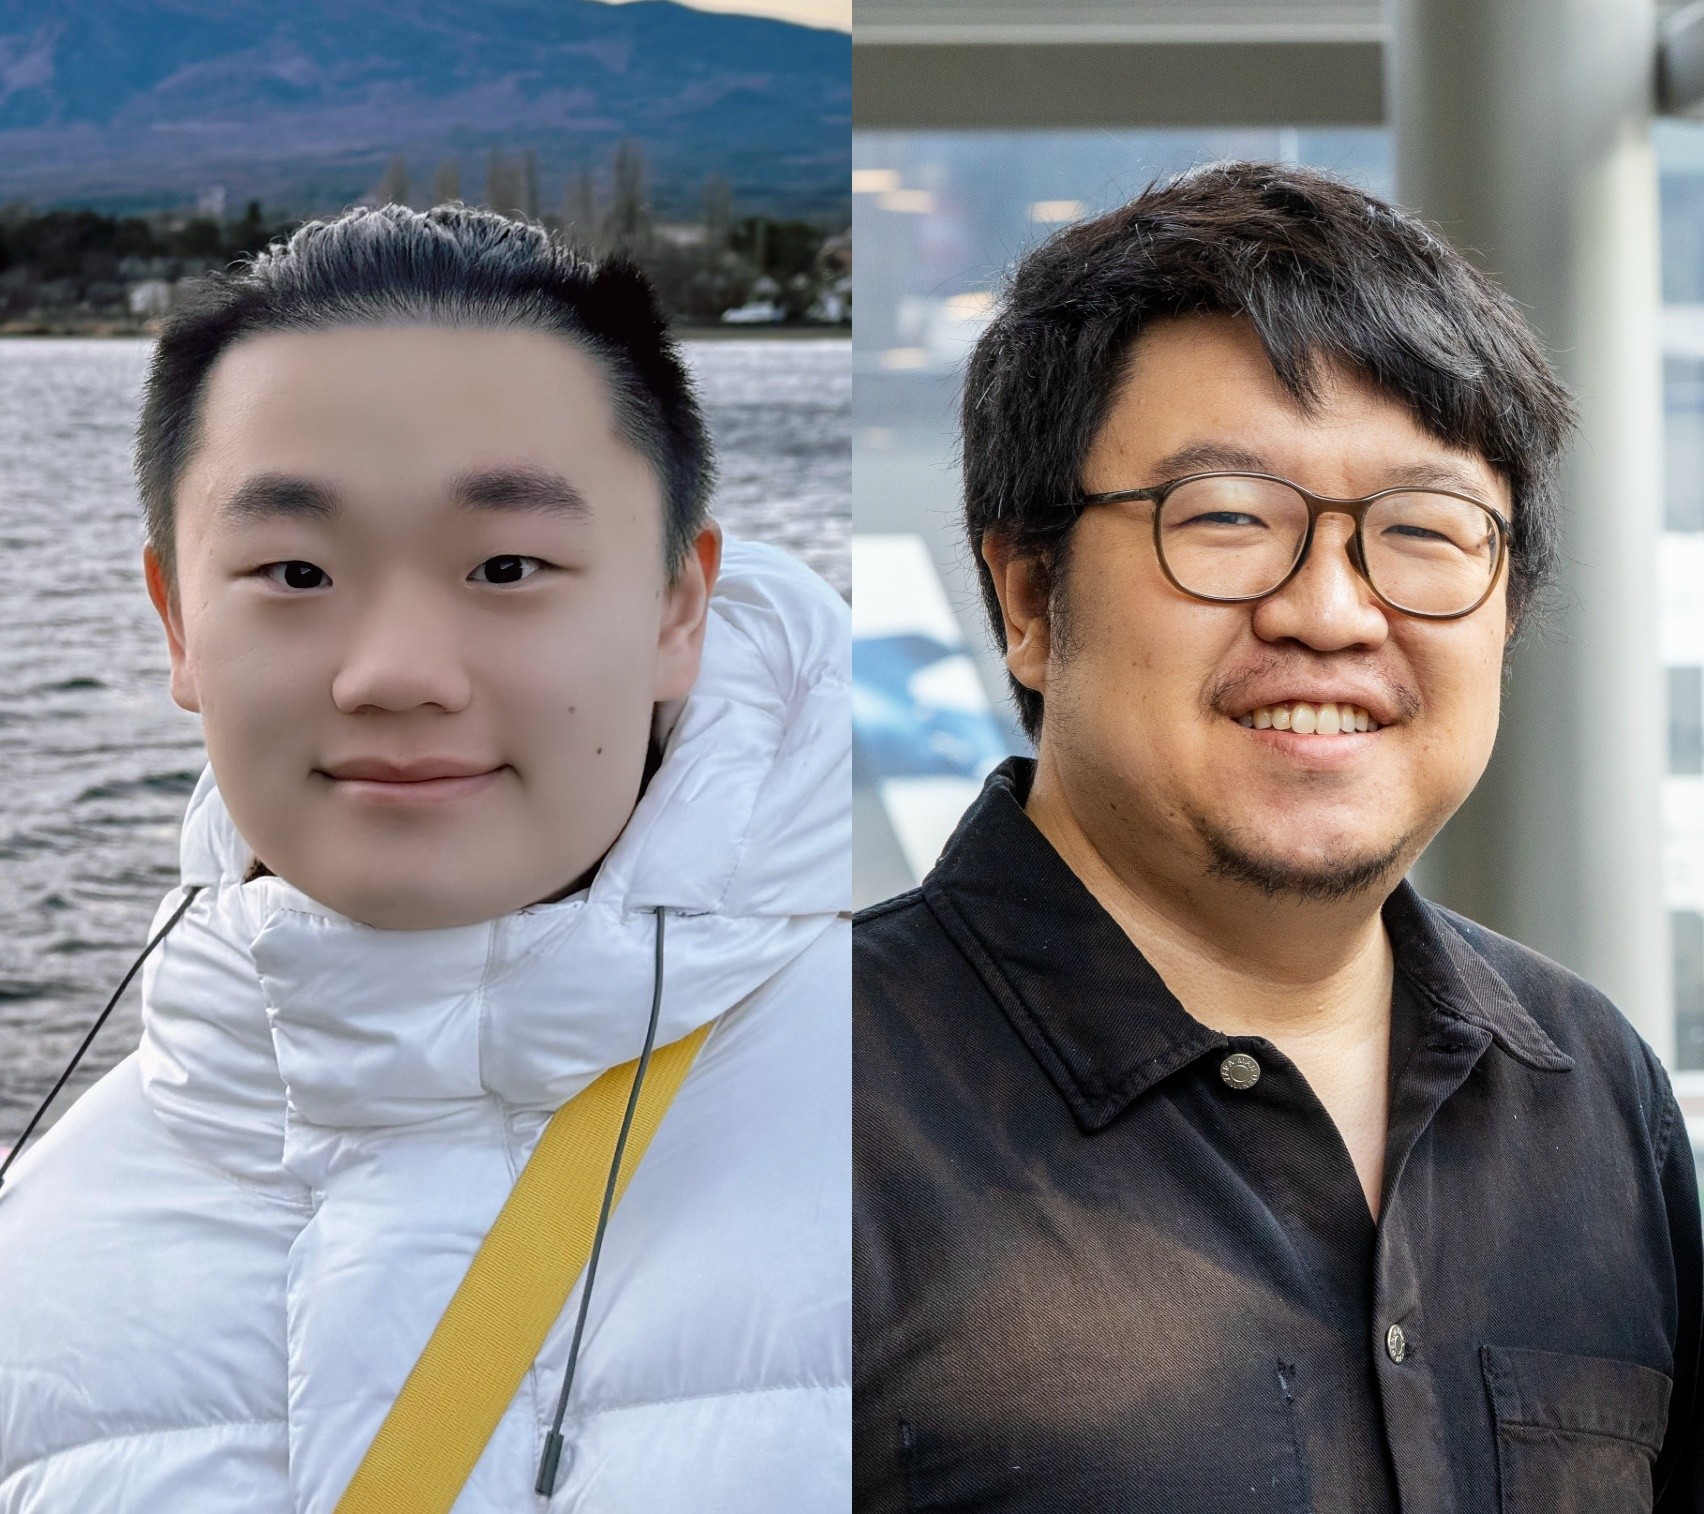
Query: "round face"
1008 311 1510 905
146 324 717 930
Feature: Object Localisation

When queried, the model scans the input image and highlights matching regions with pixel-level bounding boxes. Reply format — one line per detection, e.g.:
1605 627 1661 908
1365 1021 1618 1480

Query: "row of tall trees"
0 140 846 327
373 141 662 258
0 200 292 288
366 140 841 321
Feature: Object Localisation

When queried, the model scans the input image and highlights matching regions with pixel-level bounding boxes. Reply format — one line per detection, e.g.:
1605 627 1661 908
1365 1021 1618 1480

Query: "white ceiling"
858 0 1691 46
855 0 1385 44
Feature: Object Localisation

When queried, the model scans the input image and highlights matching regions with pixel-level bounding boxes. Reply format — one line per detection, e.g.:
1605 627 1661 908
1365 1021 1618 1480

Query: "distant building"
721 299 784 325
655 223 707 248
810 275 851 323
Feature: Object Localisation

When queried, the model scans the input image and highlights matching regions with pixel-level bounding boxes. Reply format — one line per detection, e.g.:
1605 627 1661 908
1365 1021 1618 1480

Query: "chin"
1191 812 1412 904
301 872 496 932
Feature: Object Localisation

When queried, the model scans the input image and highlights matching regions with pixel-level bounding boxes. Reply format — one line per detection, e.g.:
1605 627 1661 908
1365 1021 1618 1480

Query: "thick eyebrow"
450 466 591 519
211 466 592 528
1142 443 1494 501
215 473 340 526
1146 442 1270 479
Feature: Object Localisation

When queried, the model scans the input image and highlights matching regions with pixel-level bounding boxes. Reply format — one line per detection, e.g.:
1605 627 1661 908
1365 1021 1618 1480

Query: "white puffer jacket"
0 537 851 1513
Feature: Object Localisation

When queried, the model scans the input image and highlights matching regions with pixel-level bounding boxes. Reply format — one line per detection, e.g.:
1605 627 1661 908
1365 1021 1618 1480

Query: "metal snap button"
1385 1324 1407 1364
1219 1052 1262 1090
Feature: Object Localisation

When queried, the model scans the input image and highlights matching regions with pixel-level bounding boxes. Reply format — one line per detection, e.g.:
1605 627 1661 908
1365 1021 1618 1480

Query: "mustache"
1204 660 1422 722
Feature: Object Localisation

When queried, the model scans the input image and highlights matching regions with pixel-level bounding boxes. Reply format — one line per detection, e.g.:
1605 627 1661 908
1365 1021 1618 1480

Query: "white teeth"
1240 701 1381 736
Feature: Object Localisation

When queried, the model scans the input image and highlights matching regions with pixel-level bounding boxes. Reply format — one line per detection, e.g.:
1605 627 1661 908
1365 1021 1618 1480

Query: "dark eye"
470 555 543 585
1386 524 1450 541
262 561 329 590
1191 511 1265 528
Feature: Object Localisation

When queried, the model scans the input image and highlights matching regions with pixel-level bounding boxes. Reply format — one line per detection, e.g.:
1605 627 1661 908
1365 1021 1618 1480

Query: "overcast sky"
599 0 850 30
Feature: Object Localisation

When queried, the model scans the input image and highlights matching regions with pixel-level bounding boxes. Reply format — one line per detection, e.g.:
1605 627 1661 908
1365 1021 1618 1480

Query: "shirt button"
1219 1052 1262 1090
1385 1324 1408 1363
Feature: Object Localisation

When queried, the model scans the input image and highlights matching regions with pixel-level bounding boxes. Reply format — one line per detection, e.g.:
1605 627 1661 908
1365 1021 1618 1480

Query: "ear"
652 519 723 702
143 545 202 714
978 531 1052 698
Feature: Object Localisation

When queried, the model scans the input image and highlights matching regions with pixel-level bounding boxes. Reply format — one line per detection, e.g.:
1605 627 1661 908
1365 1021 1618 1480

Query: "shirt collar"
923 757 1571 1134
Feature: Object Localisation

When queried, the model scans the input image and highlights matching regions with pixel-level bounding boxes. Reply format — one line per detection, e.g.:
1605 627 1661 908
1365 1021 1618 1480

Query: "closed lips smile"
322 759 501 782
332 771 499 787
318 761 507 801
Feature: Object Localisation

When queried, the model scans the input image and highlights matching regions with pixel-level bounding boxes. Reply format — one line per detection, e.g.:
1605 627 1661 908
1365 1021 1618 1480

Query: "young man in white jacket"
0 204 850 1511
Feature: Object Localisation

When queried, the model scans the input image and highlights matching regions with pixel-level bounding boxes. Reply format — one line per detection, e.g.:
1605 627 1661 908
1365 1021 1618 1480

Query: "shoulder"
0 1055 301 1482
853 887 948 987
713 918 850 1090
711 536 849 696
1425 900 1678 1147
681 916 849 1159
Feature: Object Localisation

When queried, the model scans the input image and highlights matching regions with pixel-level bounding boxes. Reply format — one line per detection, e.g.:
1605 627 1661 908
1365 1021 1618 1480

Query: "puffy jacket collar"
138 537 849 1179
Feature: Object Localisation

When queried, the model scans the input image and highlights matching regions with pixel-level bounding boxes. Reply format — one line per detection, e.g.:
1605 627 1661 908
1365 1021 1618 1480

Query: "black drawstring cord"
0 883 205 1194
535 903 667 1499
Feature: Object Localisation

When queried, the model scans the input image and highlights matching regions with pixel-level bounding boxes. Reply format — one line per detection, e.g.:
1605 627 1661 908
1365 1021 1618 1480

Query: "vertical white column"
1390 0 1673 1058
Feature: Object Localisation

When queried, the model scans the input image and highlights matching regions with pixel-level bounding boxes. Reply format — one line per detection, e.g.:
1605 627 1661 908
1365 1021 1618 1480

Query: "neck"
1024 753 1397 1046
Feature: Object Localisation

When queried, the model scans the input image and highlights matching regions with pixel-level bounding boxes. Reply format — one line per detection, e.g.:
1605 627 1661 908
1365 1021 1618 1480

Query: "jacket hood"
137 535 850 1188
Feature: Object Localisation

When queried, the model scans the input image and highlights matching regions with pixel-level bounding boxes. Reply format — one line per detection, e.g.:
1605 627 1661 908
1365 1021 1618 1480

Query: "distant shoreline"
0 319 850 341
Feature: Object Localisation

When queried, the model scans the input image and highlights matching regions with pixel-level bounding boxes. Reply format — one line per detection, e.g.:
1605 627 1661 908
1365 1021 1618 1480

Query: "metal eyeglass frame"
1077 469 1513 621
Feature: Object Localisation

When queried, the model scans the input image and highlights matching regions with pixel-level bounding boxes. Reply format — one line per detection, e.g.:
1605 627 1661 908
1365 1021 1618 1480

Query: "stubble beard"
1189 806 1414 904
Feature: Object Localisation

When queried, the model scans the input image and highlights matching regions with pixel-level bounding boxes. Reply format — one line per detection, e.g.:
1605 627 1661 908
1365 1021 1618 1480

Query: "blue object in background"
853 633 1012 784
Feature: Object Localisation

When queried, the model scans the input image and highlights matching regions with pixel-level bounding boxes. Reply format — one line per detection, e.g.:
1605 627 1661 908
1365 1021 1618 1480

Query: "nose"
1248 510 1389 653
330 580 475 715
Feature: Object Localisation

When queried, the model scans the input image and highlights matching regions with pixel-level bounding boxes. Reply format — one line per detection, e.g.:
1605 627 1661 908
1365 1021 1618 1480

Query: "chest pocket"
1480 1345 1672 1514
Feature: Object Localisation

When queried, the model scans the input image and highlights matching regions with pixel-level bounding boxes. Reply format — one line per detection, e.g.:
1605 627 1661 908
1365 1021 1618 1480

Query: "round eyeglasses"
1079 470 1511 621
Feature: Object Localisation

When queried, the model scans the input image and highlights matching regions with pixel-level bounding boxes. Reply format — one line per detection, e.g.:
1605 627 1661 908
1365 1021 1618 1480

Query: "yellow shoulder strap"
334 1018 715 1513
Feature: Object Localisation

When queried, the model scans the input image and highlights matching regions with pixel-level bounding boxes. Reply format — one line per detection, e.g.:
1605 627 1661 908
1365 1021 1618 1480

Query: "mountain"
0 0 850 218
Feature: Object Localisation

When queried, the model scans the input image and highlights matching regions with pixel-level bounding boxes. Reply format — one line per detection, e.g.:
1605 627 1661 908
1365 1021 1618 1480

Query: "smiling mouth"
1236 701 1382 735
318 765 507 803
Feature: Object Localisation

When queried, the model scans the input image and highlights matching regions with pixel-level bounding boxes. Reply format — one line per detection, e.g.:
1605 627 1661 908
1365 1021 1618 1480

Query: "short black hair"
961 160 1577 742
137 202 714 586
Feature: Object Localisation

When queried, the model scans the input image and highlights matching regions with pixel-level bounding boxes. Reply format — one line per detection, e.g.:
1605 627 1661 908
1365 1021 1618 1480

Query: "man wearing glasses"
854 162 1703 1512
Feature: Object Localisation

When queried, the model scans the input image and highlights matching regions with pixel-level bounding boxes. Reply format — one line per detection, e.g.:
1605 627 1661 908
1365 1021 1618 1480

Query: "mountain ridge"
0 0 850 217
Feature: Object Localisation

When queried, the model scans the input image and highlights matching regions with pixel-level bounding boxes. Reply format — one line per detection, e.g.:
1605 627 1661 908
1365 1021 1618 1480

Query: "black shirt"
854 759 1703 1512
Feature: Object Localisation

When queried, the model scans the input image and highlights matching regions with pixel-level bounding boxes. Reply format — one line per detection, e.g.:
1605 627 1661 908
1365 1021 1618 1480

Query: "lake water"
0 336 849 1136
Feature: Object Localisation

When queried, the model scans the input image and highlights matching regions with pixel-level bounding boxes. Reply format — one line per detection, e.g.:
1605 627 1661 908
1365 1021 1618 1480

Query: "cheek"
1406 626 1506 772
185 607 319 750
1058 562 1237 731
494 597 663 748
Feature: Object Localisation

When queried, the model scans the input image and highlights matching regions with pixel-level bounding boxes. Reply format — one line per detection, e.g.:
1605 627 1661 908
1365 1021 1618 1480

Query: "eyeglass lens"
1157 475 1500 615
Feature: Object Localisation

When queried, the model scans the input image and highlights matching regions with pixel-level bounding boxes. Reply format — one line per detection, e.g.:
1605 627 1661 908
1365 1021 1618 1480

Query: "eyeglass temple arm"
1078 486 1165 506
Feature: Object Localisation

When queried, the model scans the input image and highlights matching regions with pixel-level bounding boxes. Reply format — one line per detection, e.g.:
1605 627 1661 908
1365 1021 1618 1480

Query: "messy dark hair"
137 202 714 586
961 160 1577 742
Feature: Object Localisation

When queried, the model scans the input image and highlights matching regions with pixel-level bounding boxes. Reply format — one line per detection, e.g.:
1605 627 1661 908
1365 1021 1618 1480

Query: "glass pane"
1675 909 1704 1072
1672 667 1704 776
1663 357 1704 532
1364 494 1498 614
1159 476 1307 598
